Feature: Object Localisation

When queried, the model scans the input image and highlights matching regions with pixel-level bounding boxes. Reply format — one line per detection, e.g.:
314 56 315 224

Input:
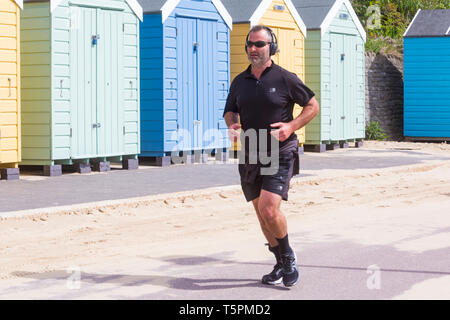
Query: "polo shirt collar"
245 60 277 79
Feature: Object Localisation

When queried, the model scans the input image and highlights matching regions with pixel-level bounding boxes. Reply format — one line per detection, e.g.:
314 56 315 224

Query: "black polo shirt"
223 62 315 153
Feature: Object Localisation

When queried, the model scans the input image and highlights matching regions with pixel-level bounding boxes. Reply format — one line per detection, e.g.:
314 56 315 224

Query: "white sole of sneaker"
263 278 283 285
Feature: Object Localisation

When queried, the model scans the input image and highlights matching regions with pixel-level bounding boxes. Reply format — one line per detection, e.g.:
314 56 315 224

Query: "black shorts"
239 153 296 202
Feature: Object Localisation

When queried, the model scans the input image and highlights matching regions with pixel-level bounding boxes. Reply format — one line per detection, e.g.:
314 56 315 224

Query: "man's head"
245 25 277 67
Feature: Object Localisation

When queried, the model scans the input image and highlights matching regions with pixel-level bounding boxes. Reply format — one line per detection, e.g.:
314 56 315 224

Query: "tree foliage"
350 0 450 53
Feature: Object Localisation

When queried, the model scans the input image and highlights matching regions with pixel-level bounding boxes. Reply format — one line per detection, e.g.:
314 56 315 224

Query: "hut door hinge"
175 28 177 37
123 126 126 135
123 23 125 32
216 32 219 40
70 128 72 137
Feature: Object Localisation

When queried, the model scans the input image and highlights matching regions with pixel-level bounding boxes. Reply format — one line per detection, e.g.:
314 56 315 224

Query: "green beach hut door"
330 32 357 141
70 6 124 159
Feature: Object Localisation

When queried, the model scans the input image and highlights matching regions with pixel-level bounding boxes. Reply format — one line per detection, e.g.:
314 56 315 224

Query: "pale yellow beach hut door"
271 26 305 144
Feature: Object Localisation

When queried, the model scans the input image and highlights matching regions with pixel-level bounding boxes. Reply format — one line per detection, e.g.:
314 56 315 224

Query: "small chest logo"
269 88 277 93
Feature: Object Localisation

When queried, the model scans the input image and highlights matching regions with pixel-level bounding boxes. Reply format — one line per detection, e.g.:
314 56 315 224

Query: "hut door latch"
341 53 345 61
92 34 100 45
193 42 200 52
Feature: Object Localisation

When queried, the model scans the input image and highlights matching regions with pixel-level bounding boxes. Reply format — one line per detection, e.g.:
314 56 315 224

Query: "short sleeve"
285 72 315 106
223 78 238 117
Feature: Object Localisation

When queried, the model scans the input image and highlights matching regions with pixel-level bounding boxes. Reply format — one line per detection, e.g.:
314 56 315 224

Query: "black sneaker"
280 251 299 287
261 263 283 285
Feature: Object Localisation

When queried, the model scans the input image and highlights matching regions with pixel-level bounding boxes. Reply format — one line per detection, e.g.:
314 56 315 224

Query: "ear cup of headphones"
269 32 278 56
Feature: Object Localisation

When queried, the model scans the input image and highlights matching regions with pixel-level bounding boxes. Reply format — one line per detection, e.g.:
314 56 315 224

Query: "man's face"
246 30 271 67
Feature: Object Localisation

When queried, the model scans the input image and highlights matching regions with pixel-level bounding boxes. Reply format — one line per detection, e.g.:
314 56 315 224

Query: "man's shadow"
11 254 291 292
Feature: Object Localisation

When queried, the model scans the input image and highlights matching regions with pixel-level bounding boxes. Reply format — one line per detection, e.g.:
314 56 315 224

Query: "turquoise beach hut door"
176 16 217 151
70 5 124 159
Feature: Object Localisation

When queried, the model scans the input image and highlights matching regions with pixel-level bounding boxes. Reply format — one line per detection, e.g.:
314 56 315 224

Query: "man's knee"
258 200 280 223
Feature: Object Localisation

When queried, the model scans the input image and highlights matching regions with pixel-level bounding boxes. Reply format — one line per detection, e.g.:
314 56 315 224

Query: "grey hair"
248 25 273 43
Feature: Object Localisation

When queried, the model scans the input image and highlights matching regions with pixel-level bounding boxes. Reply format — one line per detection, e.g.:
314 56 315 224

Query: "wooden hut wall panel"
404 37 450 138
20 1 51 165
122 8 140 156
229 23 249 82
304 30 321 144
0 0 21 166
140 14 164 156
52 2 71 160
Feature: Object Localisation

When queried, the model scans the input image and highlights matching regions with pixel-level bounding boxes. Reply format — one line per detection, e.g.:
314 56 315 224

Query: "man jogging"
223 25 319 287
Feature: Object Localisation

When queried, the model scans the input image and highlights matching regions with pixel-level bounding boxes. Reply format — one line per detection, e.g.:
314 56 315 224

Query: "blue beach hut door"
176 17 217 151
70 5 124 159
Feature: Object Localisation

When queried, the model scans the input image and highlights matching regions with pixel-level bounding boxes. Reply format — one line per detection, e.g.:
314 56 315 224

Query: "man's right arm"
224 111 239 128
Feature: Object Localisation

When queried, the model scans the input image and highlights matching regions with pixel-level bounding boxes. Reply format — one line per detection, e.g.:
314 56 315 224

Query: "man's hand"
270 122 294 142
228 123 242 142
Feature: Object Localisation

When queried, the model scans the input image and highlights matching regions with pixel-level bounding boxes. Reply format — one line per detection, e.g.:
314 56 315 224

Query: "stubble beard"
248 53 270 69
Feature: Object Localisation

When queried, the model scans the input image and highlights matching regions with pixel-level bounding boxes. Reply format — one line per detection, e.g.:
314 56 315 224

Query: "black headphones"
245 26 278 56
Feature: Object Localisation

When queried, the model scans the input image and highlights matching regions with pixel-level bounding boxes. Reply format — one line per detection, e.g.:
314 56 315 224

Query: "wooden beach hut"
293 0 366 152
403 9 450 141
222 0 308 153
20 0 143 175
0 0 22 180
138 0 232 166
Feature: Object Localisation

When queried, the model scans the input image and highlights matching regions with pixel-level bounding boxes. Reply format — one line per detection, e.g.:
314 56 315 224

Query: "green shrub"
366 121 390 141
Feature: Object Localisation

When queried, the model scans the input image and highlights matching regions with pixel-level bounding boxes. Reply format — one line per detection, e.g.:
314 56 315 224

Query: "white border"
212 0 233 30
161 0 181 23
320 0 366 42
249 0 272 26
250 0 307 37
47 0 143 21
14 0 23 9
284 0 307 37
126 0 143 21
50 0 64 12
161 0 232 30
403 9 421 37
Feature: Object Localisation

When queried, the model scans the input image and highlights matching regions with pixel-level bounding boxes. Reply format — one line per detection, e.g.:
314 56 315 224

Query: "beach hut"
403 9 450 141
0 0 22 180
222 0 307 153
138 0 232 166
20 0 143 175
293 0 366 152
